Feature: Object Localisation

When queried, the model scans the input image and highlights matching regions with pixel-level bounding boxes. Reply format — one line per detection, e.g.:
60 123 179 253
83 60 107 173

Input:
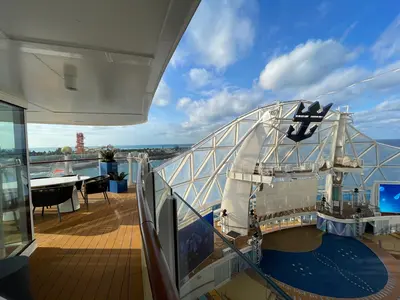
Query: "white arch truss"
155 100 400 219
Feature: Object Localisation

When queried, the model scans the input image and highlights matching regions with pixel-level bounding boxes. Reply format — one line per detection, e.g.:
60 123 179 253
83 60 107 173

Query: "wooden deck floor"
28 188 143 300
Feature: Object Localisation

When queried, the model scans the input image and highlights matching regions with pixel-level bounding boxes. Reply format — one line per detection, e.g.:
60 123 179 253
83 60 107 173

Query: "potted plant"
99 145 118 176
61 146 73 175
61 146 72 155
108 172 128 193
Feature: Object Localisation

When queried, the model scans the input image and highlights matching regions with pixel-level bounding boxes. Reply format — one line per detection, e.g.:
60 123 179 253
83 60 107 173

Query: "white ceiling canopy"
0 0 199 125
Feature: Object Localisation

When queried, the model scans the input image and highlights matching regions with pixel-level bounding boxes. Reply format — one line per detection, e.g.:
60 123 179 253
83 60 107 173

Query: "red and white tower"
76 132 85 154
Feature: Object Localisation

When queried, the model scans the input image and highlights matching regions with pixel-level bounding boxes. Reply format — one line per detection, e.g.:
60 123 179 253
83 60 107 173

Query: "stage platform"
317 212 400 237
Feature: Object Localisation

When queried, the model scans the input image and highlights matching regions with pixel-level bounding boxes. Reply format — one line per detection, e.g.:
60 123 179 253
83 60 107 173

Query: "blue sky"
28 0 400 148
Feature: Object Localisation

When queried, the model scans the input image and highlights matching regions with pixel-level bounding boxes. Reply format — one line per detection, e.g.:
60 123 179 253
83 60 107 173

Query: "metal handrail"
30 157 101 165
29 155 131 165
136 160 179 300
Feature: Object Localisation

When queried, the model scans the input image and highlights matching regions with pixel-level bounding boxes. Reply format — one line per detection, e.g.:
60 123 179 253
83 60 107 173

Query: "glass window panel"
193 150 211 175
171 159 191 186
245 111 259 120
277 145 293 163
196 157 214 179
360 146 377 166
215 148 231 167
0 101 32 258
298 145 317 163
365 168 385 186
380 167 400 181
204 180 222 205
215 127 229 144
164 157 183 183
352 133 373 143
193 178 208 196
283 148 298 164
173 184 189 199
354 143 373 157
238 121 255 141
198 138 213 148
217 128 235 147
281 103 296 118
378 144 400 164
217 174 227 193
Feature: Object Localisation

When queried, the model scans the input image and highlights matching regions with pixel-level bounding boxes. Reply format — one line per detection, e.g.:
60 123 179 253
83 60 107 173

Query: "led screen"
178 211 214 282
379 184 400 213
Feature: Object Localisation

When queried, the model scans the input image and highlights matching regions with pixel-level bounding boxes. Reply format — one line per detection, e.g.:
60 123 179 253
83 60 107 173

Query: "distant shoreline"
29 144 193 152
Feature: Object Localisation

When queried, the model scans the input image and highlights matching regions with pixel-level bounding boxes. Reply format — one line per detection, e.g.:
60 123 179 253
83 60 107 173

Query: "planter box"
100 161 118 176
109 179 128 193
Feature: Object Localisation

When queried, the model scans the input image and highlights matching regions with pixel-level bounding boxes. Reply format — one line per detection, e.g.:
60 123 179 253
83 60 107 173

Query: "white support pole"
127 153 134 187
98 152 102 175
64 154 71 175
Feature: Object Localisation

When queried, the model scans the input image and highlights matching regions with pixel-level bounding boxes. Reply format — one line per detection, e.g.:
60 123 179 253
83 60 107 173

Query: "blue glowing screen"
379 184 400 213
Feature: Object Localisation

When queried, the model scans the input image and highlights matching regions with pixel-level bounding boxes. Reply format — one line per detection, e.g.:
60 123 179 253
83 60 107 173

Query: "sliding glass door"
0 100 32 258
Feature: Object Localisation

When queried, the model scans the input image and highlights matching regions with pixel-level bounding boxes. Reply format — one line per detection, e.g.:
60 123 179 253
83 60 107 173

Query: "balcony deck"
28 187 143 300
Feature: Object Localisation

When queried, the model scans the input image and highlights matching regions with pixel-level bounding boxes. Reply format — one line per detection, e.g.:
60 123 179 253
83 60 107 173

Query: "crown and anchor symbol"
286 101 333 142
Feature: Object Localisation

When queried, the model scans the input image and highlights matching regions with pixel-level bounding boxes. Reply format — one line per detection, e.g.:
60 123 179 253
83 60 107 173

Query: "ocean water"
30 139 400 153
28 139 400 179
377 139 400 147
30 144 192 152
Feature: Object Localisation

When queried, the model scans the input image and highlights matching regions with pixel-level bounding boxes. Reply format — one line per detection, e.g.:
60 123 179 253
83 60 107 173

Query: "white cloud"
299 60 400 104
296 66 369 104
187 68 214 88
368 60 400 91
170 47 187 68
177 97 192 109
353 98 400 128
153 80 170 107
186 0 256 69
340 22 358 43
259 39 358 91
375 98 400 112
176 85 265 128
372 13 400 62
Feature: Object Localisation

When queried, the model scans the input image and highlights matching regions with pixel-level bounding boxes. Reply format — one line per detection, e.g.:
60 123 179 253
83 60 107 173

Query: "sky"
27 0 400 148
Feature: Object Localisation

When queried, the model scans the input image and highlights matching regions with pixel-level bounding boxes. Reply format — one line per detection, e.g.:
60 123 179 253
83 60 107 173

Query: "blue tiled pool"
260 234 388 298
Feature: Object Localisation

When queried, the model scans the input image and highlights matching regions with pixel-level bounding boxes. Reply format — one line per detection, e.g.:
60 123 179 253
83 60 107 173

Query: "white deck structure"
0 0 199 125
156 100 400 235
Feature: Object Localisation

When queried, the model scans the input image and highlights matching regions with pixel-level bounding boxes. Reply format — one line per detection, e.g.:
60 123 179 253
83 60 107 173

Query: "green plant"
61 146 72 155
108 172 128 181
100 146 116 162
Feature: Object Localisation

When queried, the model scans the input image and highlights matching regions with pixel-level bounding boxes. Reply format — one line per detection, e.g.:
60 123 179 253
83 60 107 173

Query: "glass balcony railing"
174 192 291 300
137 158 292 300
28 153 139 184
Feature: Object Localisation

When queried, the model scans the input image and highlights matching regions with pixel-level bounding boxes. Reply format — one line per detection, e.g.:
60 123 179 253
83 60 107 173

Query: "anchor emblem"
286 101 333 142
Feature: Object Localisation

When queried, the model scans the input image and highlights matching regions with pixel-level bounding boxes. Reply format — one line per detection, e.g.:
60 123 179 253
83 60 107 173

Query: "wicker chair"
31 184 74 221
62 174 84 198
83 175 110 209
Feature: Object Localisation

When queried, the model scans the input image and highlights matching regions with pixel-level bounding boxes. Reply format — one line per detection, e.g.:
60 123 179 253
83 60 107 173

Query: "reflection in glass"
0 101 32 259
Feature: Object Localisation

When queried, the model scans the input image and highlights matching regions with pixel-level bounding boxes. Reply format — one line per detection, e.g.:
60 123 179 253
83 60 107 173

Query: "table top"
31 175 90 188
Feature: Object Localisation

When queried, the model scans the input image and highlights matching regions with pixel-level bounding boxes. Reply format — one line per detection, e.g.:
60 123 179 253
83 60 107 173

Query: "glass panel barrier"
147 172 172 227
0 101 32 258
173 193 291 300
136 159 180 300
29 153 133 179
142 161 290 299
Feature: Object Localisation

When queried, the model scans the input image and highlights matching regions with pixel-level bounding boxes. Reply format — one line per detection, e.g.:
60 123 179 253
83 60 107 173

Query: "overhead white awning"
0 0 200 125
